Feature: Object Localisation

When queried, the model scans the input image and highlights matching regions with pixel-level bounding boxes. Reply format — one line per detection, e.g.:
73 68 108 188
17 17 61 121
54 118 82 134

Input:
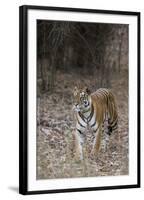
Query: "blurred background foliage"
37 20 128 93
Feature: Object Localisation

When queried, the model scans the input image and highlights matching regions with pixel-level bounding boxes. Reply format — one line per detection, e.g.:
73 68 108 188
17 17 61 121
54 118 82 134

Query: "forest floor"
36 69 128 179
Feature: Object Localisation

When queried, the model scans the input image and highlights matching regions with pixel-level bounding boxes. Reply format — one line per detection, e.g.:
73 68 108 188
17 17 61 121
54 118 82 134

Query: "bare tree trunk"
41 22 48 91
118 30 123 73
49 49 57 92
118 41 122 73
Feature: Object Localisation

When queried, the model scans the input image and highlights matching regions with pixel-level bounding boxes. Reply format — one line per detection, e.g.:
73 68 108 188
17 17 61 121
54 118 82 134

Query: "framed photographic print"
19 5 140 195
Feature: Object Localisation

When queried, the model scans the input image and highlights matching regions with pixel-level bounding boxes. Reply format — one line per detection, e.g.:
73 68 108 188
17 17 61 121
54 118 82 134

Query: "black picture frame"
19 5 141 195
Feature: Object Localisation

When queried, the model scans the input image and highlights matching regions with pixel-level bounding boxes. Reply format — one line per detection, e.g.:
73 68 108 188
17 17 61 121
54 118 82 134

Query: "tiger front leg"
73 129 85 161
91 127 101 156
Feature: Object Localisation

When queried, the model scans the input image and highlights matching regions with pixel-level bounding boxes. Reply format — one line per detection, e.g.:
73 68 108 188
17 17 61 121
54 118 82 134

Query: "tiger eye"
80 97 84 101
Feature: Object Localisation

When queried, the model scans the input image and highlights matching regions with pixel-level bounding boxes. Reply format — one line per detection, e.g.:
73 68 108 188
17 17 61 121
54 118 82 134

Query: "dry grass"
36 69 128 179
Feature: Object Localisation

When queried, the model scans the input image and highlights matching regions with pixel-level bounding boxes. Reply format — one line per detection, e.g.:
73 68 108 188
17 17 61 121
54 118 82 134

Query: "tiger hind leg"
108 118 118 135
101 118 118 152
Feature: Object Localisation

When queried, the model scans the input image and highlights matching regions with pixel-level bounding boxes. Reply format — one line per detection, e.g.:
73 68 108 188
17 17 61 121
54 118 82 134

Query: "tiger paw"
100 144 107 153
74 151 83 162
90 148 99 157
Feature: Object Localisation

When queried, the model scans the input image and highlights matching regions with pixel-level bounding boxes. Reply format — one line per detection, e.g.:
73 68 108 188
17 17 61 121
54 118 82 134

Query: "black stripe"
107 131 112 136
88 104 94 122
108 126 112 133
108 117 117 126
111 120 118 129
77 129 83 135
112 124 117 130
112 126 118 131
78 112 87 123
91 120 96 128
77 119 86 128
94 126 99 133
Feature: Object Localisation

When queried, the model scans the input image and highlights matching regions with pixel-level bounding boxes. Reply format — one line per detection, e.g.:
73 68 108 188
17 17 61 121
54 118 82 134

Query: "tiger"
72 86 118 160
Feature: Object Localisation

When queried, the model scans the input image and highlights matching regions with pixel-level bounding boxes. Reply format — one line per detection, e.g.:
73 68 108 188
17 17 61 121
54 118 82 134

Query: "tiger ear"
73 86 78 96
85 87 91 95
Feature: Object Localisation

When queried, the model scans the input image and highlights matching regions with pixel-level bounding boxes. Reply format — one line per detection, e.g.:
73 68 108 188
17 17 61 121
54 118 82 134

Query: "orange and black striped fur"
73 86 118 160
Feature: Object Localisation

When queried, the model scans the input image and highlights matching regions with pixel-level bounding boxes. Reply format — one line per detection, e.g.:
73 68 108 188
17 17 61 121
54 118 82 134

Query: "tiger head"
73 86 91 113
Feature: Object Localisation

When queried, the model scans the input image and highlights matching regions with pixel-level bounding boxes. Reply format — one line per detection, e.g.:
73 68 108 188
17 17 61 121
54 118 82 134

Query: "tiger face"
73 86 91 112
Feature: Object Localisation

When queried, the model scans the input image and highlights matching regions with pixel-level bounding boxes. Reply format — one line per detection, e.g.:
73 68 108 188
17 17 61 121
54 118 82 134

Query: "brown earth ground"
36 69 128 179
